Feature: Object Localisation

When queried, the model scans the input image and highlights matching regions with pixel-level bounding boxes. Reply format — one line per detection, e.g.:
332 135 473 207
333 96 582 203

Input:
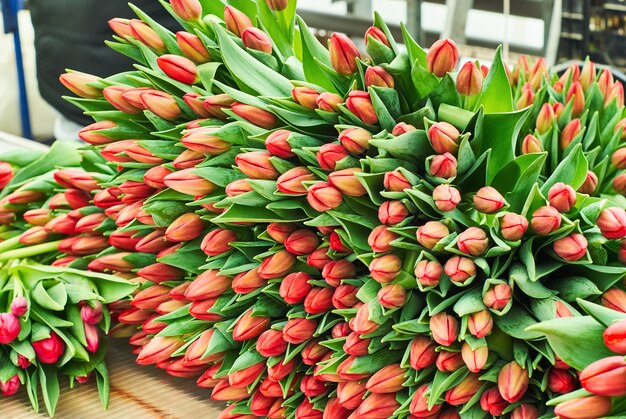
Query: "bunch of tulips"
0 0 626 417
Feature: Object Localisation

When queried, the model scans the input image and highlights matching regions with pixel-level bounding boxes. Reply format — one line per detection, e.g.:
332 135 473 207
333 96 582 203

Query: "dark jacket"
30 0 178 125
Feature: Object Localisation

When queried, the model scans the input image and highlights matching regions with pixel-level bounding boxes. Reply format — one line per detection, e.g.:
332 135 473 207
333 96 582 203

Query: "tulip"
473 186 505 213
426 38 459 77
231 102 277 129
0 375 20 396
329 33 360 75
0 313 20 344
265 130 294 158
301 375 327 397
428 122 461 155
483 283 512 311
391 123 416 136
332 284 359 309
468 310 493 338
304 287 334 314
301 340 330 366
457 227 489 256
547 182 577 213
60 71 102 100
531 205 561 235
118 307 153 325
346 91 378 125
316 144 349 172
9 297 28 318
410 383 442 417
32 331 65 364
84 323 100 353
338 127 371 154
291 87 320 109
565 81 585 117
232 309 270 341
258 250 296 279
279 271 312 304
603 318 626 354
516 86 535 110
435 351 465 372
23 208 53 226
232 268 266 294
129 19 166 52
164 169 216 196
382 170 410 192
328 231 350 253
322 259 356 287
579 170 598 194
365 66 394 88
553 233 588 261
602 288 626 313
510 404 540 419
615 118 626 140
307 182 343 212
189 299 222 321
429 152 457 178
497 212 528 241
170 0 202 20
307 247 333 270
137 263 185 283
607 81 625 107
368 254 401 283
555 395 612 419
620 240 626 263
416 221 449 249
200 228 236 257
184 270 232 301
445 373 481 405
352 302 379 335
236 151 279 180
316 92 343 112
364 26 390 47
295 399 323 419
343 332 370 356
580 356 626 396
462 343 488 372
357 393 399 419
548 368 577 394
108 17 132 37
176 31 210 63
256 329 288 358
378 200 409 225
77 120 117 145
212 380 250 401
157 54 199 84
597 207 626 239
80 301 103 324
480 387 508 416
336 380 367 410
430 312 458 346
267 222 297 243
366 364 406 394
368 225 398 253
415 259 443 287
283 317 317 344
19 226 49 245
224 5 252 36
377 284 406 308
202 94 235 119
182 93 211 118
140 90 181 120
225 179 254 197
242 27 273 54
328 168 367 197
498 361 529 402
561 119 582 151
165 212 204 242
277 166 316 195
108 230 141 251
229 361 266 388
536 103 556 134
432 184 461 212
456 61 483 95
612 148 626 171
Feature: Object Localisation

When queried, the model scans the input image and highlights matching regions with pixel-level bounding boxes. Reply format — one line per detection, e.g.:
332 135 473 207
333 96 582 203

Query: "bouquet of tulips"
0 0 621 417
0 143 136 415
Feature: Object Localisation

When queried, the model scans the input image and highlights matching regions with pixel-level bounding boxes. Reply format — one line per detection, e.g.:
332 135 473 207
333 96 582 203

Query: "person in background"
29 0 177 141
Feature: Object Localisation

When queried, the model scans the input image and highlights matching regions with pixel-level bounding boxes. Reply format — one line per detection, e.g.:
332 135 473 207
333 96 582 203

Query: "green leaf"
494 305 543 340
549 276 602 302
474 46 513 113
577 299 626 327
491 153 547 212
540 144 588 194
31 281 66 311
95 361 110 409
39 365 60 417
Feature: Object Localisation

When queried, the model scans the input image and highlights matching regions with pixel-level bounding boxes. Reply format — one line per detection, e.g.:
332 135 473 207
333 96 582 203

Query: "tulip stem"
0 235 23 253
438 104 475 130
0 240 62 261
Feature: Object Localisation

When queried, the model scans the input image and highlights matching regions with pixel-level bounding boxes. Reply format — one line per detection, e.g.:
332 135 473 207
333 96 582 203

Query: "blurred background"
0 0 625 141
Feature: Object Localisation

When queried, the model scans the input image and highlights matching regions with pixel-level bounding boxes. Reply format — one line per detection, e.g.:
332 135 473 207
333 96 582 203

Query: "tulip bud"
607 81 625 107
232 309 270 341
108 17 132 37
339 127 371 154
510 404 539 419
225 178 253 197
157 54 199 85
612 148 626 172
307 182 343 212
59 71 101 98
291 87 319 109
432 184 461 212
566 81 585 117
416 221 449 249
457 227 489 256
230 361 266 388
242 27 273 54
516 85 535 110
521 134 543 156
473 186 505 213
322 259 356 287
236 151 279 179
561 118 582 150
211 380 249 401
140 90 181 120
185 270 232 301
284 229 320 257
597 207 626 240
283 317 317 344
19 226 49 245
548 367 577 394
429 312 458 346
378 200 409 225
316 92 343 112
256 329 287 358
615 173 626 194
32 331 65 364
603 318 626 354
579 355 626 396
165 212 204 242
436 350 464 372
462 343 489 372
277 166 316 195
445 373 481 405
301 340 330 366
304 287 334 314
0 375 20 396
264 129 294 158
365 66 394 88
480 387 508 416
415 259 442 287
554 395 612 419
329 231 351 253
368 225 398 253
176 31 210 63
170 0 202 20
408 335 437 370
530 205 561 235
536 103 556 134
497 361 529 402
0 313 20 344
301 375 327 397
366 364 406 393
382 170 410 192
426 38 459 77
497 212 529 241
410 384 442 417
23 208 53 226
346 90 378 125
364 26 390 47
316 144 349 171
428 122 461 154
336 380 367 410
129 19 166 52
231 102 276 129
84 323 100 353
188 299 222 321
546 182 577 213
329 33 360 75
369 254 401 283
377 284 406 309
223 6 252 36
579 170 598 194
553 233 588 261
352 302 379 335
602 288 626 313
164 169 216 196
137 263 185 283
202 94 234 119
332 284 359 309
483 283 512 311
456 61 483 95
232 268 266 295
429 152 457 178
357 393 399 419
328 168 367 197
258 250 296 279
80 301 103 324
201 228 236 256
267 222 297 243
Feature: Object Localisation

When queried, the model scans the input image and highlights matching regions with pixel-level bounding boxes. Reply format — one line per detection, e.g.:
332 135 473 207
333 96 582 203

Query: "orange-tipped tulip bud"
170 0 202 21
277 166 316 195
457 227 488 256
553 233 588 261
19 226 49 245
468 309 493 338
265 129 294 158
415 259 442 287
304 287 334 314
554 395 612 419
137 263 185 283
500 212 529 241
203 94 235 119
365 66 394 88
279 272 311 304
426 38 459 77
352 302 379 335
292 87 320 109
429 152 457 178
430 312 458 346
164 169 216 196
242 27 273 54
456 61 483 95
59 71 101 98
283 317 317 344
176 31 210 63
322 259 356 287
201 228 236 256
329 33 360 75
522 133 543 154
579 170 598 194
432 184 461 212
498 361 529 402
346 90 378 125
480 387 508 416
332 284 359 310
369 254 401 283
257 329 288 357
339 127 371 154
284 229 320 256
483 283 512 311
307 182 343 212
224 6 252 37
516 85 535 110
129 19 166 52
428 121 460 154
316 92 343 112
531 205 561 235
409 335 438 370
185 270 232 300
445 373 481 405
461 343 488 372
368 225 398 253
366 364 406 393
383 169 411 192
108 17 133 38
231 102 276 129
140 90 181 120
132 285 171 311
212 380 250 401
77 120 117 145
232 309 270 341
437 350 464 372
473 186 505 213
232 268 265 294
165 212 204 242
266 0 288 11
580 355 626 396
612 147 626 170
548 182 576 213
267 222 297 243
602 288 626 312
328 168 367 197
229 361 266 388
416 221 449 249
357 393 399 419
410 384 442 417
136 336 183 365
377 284 406 308
597 207 626 239
258 250 296 279
604 318 626 354
566 81 585 117
157 54 199 84
536 103 556 134
561 118 582 149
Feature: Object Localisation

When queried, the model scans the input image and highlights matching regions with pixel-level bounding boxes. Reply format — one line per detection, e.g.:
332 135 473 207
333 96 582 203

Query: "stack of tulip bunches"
49 0 626 417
